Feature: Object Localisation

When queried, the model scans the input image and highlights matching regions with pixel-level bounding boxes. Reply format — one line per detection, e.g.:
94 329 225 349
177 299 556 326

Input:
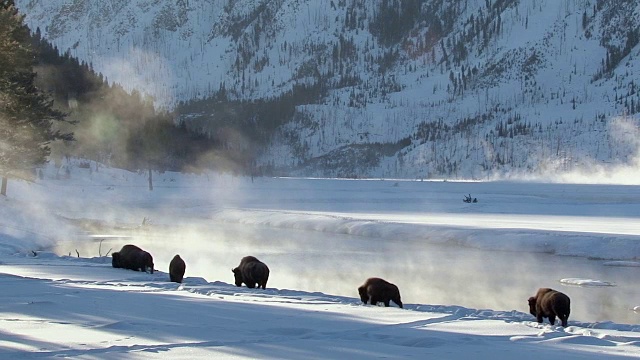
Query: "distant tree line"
175 81 328 174
0 2 223 193
30 26 222 176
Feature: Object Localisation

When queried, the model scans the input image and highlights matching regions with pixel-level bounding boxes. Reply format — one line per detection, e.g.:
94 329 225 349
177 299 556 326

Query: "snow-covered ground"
0 160 639 358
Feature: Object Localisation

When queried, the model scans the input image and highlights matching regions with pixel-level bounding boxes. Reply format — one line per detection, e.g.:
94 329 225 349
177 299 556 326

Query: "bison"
232 256 269 289
358 277 403 308
169 254 186 283
528 288 571 327
111 244 154 274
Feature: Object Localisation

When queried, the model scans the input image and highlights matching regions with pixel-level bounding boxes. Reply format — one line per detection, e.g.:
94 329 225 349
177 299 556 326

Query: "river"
56 219 640 325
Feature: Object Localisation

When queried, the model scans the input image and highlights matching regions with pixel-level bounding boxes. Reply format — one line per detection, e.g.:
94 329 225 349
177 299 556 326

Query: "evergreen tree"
0 0 73 195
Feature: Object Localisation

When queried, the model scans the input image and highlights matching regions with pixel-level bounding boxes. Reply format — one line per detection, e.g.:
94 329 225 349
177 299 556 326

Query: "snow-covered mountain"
15 0 640 180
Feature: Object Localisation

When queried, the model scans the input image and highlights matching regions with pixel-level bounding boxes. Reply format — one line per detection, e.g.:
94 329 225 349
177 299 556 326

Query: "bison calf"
358 277 403 308
169 254 186 283
232 256 269 289
111 244 154 273
528 288 571 327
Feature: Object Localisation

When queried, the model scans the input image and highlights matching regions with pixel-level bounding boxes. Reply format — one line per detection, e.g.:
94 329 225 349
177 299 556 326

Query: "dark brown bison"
358 277 403 308
169 254 186 283
528 288 571 327
232 256 269 289
111 244 154 273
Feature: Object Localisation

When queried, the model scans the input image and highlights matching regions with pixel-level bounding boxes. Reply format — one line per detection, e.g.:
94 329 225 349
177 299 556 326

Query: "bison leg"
548 315 556 325
536 315 544 323
383 300 390 307
393 299 403 308
246 282 256 289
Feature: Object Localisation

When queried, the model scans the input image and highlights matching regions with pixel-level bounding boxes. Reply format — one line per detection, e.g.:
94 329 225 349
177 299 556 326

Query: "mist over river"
57 219 640 325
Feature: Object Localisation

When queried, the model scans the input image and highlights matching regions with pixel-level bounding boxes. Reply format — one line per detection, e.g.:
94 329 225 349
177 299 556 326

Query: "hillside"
15 0 640 180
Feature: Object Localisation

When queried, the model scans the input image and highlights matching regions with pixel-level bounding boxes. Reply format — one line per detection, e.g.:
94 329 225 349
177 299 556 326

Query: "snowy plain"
0 161 639 359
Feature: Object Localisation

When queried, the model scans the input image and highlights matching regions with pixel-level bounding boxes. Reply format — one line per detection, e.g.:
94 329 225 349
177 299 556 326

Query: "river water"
56 219 640 325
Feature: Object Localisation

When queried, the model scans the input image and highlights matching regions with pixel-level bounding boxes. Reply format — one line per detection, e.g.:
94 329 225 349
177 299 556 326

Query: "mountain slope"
15 0 640 180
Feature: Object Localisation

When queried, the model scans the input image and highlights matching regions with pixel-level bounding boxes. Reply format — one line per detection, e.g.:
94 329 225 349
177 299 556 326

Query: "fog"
54 218 639 325
4 166 635 326
500 116 640 186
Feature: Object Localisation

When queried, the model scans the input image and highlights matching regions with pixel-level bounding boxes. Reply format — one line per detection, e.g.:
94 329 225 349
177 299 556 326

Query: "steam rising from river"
57 216 639 325
500 116 640 185
9 165 637 325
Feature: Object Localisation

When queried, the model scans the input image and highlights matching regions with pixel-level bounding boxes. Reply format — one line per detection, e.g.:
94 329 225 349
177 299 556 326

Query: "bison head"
357 285 368 304
232 267 243 287
528 297 537 316
111 252 121 268
141 253 154 274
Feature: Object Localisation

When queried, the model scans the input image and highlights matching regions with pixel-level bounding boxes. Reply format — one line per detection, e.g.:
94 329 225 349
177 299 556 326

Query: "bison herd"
111 244 571 327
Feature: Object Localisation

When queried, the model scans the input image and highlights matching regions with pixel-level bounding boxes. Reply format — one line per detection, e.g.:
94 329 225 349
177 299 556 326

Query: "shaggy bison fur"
169 254 186 283
111 244 154 273
528 288 571 327
358 277 403 308
232 256 269 289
